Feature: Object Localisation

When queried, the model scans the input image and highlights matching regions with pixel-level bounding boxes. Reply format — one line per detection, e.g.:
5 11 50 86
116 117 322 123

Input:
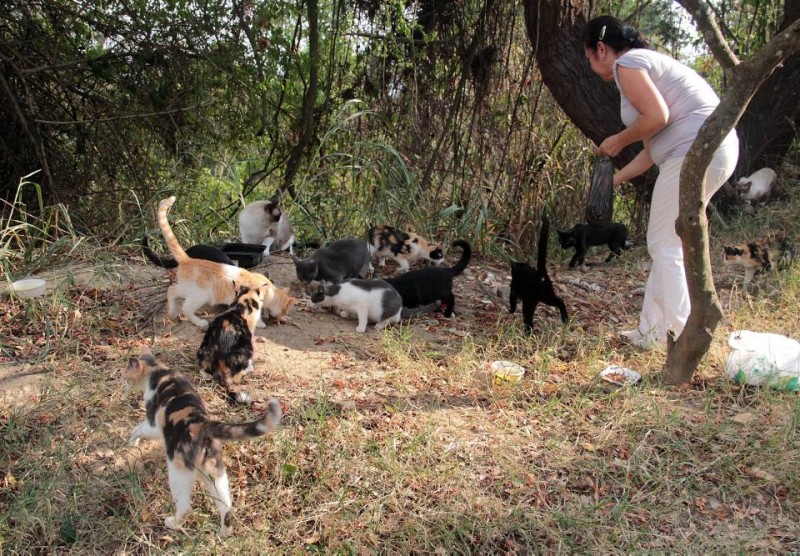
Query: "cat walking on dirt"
156 196 294 327
124 346 282 538
509 216 568 334
197 284 287 404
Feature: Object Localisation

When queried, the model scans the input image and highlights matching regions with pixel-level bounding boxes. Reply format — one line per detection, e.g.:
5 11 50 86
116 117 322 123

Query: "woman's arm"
612 146 654 186
597 66 669 157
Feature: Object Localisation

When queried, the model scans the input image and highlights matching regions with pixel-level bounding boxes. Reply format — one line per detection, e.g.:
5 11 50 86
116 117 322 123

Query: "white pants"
637 139 738 342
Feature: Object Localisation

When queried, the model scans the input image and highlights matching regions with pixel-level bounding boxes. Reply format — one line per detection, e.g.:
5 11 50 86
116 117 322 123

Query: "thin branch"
675 0 739 77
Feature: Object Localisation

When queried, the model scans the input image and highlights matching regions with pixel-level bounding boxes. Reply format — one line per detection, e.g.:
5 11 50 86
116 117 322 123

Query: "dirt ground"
0 245 652 407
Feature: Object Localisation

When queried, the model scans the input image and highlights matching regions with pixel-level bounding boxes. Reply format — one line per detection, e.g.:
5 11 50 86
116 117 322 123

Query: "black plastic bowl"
221 243 266 269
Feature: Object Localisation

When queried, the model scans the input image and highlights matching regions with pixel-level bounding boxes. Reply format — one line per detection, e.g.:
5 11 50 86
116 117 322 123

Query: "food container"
10 278 47 298
599 365 642 386
221 243 267 268
491 360 526 385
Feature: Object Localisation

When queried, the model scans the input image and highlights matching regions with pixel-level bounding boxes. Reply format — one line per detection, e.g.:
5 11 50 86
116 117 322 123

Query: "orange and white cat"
157 196 296 327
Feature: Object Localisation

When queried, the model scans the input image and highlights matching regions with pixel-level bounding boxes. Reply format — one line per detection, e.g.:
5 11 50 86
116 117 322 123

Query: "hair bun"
621 26 637 42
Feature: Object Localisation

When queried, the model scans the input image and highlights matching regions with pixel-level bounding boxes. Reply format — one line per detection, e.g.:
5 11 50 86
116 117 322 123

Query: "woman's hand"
596 134 625 158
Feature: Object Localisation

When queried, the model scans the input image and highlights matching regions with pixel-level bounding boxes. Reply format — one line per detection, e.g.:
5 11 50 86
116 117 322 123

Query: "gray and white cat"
239 197 295 255
310 278 440 333
292 239 371 284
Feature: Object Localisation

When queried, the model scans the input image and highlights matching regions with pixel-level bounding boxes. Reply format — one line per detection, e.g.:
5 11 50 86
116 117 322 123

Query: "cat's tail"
157 196 188 263
141 236 178 269
400 300 441 319
537 216 550 272
205 399 282 441
447 240 472 277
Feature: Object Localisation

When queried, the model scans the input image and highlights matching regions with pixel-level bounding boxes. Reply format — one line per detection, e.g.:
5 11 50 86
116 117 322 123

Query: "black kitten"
557 222 629 268
292 238 371 284
385 240 471 318
141 235 233 268
510 216 568 334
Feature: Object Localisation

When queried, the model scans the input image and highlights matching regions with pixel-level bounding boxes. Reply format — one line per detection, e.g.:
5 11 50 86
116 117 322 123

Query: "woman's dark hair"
582 16 650 52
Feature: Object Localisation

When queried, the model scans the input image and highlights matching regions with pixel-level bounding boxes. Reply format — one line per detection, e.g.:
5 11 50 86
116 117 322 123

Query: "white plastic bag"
725 330 800 390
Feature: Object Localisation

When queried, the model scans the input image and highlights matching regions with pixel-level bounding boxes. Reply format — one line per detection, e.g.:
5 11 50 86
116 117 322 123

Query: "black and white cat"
310 279 440 333
557 222 629 268
385 240 471 318
239 196 295 255
141 235 234 268
510 216 568 334
292 239 371 285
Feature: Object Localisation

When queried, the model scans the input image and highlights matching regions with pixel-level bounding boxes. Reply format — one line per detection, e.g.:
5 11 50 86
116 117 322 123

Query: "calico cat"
737 167 777 202
385 240 471 318
310 279 440 333
197 284 267 404
510 216 569 334
239 197 295 255
157 196 294 327
124 346 282 538
292 238 371 284
723 234 796 284
557 222 629 268
368 225 444 271
141 235 234 268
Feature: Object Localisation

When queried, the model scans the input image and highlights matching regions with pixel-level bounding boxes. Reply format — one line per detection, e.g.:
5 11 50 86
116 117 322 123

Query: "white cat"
310 279 440 333
737 167 777 202
239 197 295 255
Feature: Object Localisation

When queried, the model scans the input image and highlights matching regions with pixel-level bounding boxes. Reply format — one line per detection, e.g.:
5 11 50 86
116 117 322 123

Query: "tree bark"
521 0 642 171
664 18 800 385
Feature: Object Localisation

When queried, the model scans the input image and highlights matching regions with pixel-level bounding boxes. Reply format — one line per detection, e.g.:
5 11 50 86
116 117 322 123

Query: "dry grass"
2 188 800 553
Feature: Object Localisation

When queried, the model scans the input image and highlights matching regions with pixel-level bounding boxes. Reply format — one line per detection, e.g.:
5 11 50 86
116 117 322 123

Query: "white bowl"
491 360 526 385
10 278 47 298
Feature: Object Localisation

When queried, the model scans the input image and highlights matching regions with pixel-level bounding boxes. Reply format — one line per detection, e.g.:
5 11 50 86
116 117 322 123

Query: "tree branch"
664 18 800 385
675 0 739 77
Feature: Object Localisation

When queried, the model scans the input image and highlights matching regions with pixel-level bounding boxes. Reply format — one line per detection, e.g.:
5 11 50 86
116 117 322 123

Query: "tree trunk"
521 0 642 171
664 18 800 384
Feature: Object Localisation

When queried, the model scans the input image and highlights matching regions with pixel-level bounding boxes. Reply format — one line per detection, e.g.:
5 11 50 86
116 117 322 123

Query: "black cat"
557 222 629 268
141 235 234 268
510 216 568 334
385 240 471 318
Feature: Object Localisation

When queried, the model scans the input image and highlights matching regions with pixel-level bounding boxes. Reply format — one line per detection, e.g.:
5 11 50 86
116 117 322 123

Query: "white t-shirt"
614 49 737 166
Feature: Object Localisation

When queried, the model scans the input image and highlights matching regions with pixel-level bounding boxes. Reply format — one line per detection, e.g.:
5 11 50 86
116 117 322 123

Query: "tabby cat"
510 216 569 334
124 346 282 538
368 225 444 271
157 196 295 327
197 284 267 404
